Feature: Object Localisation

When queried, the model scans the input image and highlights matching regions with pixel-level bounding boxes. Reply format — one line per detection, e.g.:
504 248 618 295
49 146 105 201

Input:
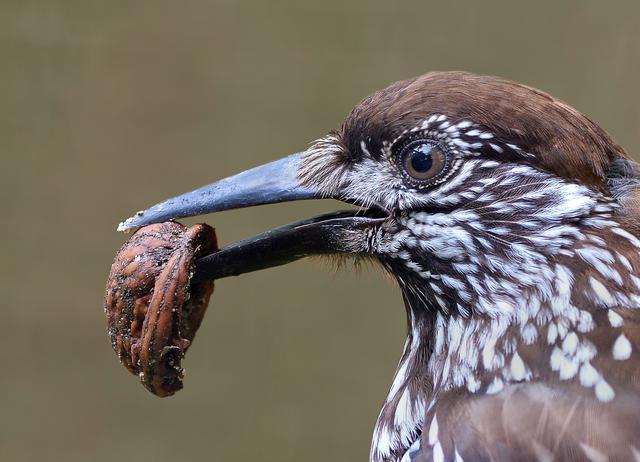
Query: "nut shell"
104 222 217 397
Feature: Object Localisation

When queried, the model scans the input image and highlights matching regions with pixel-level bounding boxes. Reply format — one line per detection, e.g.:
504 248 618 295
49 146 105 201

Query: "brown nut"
104 222 217 397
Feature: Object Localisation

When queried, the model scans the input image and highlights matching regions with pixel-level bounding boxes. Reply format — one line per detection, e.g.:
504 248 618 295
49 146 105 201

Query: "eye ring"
397 140 450 187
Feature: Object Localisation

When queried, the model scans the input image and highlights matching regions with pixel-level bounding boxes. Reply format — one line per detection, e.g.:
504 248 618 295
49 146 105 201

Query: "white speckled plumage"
297 72 640 462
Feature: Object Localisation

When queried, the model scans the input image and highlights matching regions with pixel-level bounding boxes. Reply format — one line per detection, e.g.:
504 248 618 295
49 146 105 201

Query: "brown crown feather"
340 71 629 195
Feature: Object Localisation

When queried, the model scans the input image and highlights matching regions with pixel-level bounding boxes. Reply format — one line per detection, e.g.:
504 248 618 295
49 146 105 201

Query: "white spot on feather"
510 352 529 381
547 323 558 344
579 442 609 462
595 378 615 402
433 442 444 462
608 310 624 327
613 334 632 360
579 362 599 387
428 414 439 445
486 377 504 394
589 277 615 306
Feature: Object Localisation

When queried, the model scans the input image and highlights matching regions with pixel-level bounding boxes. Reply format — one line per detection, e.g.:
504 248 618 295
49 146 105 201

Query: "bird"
119 71 640 462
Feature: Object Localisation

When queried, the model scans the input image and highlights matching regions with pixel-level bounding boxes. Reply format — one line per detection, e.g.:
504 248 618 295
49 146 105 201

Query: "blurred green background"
1 1 639 461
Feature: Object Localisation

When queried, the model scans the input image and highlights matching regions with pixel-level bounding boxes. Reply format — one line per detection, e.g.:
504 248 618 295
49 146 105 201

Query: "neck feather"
371 212 640 462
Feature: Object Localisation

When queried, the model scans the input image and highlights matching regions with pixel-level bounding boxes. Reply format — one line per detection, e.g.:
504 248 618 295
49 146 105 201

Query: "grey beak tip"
117 211 145 233
116 220 133 233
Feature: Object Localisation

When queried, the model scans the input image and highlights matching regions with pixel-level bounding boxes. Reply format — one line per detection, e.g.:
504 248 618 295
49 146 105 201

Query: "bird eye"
399 141 448 185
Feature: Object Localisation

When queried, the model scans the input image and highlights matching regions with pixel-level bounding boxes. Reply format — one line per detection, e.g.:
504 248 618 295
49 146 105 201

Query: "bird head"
119 71 633 321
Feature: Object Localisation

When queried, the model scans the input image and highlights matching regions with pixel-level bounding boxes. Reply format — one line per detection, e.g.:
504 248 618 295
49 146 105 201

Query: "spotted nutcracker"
120 72 640 462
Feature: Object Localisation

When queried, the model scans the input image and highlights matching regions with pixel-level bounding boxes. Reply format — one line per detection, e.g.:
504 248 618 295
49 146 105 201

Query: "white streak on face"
427 161 477 200
360 140 372 157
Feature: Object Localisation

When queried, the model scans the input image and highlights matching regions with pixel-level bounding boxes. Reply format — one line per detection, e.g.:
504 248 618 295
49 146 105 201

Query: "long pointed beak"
116 150 387 280
118 152 319 231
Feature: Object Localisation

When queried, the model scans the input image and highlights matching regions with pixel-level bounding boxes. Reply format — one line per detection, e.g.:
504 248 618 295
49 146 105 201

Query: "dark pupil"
410 144 433 172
